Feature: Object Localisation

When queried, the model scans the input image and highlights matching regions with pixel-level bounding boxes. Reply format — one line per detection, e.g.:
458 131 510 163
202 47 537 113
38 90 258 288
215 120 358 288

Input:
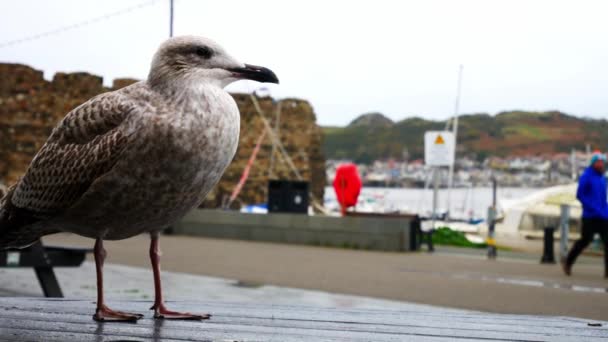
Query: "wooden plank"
3 298 604 330
3 299 606 341
19 299 599 333
0 326 188 342
0 298 607 342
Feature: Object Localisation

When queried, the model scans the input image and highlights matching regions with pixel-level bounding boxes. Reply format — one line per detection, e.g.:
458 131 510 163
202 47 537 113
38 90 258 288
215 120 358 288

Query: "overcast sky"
1 0 607 126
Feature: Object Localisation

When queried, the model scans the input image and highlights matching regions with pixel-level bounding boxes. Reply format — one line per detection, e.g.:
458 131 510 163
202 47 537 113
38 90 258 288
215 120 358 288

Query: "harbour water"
324 186 538 218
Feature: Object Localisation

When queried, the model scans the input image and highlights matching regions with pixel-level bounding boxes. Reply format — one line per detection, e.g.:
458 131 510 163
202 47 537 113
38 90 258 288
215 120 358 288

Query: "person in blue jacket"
563 151 608 278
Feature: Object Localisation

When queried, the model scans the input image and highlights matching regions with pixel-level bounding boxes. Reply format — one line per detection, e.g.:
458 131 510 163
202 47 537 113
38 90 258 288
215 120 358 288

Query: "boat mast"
446 64 463 221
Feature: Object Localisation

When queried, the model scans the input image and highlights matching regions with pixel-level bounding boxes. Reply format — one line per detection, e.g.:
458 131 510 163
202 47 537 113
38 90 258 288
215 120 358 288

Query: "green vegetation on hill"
323 111 608 163
348 112 394 128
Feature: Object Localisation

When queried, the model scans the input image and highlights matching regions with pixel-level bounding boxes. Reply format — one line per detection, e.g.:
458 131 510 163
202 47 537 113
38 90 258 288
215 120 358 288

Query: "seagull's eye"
194 46 213 59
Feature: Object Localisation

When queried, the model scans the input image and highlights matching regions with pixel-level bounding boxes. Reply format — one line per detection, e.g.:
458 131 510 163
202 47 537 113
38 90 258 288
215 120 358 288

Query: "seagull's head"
148 35 279 89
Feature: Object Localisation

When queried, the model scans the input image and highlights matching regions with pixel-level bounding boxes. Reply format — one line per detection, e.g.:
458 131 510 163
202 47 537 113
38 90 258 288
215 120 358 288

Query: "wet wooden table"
0 298 607 341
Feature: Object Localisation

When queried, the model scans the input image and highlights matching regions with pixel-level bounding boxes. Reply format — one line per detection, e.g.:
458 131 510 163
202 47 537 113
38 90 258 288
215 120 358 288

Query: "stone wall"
0 63 325 208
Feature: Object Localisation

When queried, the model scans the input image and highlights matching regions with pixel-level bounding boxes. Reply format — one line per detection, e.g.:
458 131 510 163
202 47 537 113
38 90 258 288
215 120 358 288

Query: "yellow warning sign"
425 131 454 166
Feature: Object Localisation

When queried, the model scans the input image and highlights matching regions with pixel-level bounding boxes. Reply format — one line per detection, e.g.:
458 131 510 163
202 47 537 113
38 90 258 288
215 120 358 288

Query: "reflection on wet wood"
0 298 607 341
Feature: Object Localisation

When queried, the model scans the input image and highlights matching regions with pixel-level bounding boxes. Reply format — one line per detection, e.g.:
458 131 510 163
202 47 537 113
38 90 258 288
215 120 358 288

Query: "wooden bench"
0 241 91 297
0 298 606 341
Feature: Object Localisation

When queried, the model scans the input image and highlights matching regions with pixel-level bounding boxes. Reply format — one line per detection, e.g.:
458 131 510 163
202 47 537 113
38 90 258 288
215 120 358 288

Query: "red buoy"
333 163 362 215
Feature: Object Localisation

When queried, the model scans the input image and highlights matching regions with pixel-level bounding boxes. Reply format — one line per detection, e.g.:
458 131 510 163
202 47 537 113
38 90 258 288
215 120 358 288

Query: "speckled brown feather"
0 184 60 248
12 92 134 214
0 92 135 248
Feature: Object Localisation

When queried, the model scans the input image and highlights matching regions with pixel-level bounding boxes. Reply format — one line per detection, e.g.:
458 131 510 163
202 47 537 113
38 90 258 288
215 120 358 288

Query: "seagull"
0 35 278 321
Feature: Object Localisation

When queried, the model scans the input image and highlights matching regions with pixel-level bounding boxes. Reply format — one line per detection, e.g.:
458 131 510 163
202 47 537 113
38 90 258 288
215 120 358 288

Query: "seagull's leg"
149 231 211 320
93 238 144 322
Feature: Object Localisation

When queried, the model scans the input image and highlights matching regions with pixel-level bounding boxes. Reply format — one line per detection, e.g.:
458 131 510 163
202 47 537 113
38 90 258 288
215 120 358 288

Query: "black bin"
268 180 309 214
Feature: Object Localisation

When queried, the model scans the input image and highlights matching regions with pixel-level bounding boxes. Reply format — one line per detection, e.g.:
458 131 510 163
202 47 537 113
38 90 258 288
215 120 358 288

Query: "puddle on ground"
232 280 264 288
398 268 608 294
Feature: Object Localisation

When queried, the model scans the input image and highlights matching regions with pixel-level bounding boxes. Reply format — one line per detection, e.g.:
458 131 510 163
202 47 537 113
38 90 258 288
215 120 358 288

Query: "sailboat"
420 65 486 236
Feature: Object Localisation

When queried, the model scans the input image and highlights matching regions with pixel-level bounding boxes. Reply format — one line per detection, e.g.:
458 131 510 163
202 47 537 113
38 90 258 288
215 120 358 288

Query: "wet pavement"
3 233 607 321
396 267 608 294
0 261 470 313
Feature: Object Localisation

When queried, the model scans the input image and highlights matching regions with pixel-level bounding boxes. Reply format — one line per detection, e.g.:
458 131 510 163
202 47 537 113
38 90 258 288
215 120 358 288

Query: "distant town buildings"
326 152 591 188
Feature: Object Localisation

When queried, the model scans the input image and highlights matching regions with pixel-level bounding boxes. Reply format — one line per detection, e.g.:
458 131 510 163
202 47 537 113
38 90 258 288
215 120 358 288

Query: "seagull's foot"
151 303 211 320
93 305 144 322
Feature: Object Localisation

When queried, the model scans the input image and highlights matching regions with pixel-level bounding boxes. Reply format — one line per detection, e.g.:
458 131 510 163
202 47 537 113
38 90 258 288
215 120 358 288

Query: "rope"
249 95 330 214
0 0 159 49
267 101 282 178
225 130 267 209
250 95 302 180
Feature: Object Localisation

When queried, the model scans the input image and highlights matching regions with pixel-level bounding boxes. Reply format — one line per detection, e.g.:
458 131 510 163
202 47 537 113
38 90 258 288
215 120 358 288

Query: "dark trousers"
566 218 608 275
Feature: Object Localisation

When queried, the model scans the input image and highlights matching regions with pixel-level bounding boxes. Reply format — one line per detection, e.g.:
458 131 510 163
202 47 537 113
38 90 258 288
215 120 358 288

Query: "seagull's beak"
228 64 279 84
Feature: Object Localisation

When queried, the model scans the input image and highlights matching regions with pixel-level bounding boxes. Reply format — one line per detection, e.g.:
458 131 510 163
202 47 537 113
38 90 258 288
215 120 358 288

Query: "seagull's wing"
10 90 137 216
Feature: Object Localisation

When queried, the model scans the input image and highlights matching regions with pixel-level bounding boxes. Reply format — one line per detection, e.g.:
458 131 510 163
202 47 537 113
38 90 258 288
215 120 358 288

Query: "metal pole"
487 176 497 259
559 204 570 261
571 149 576 180
432 167 439 229
268 101 282 179
446 65 464 221
169 0 174 37
492 177 497 207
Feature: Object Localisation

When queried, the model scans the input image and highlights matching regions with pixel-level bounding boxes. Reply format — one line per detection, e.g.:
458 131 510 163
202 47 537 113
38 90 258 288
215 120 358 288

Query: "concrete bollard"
409 216 421 251
541 226 556 264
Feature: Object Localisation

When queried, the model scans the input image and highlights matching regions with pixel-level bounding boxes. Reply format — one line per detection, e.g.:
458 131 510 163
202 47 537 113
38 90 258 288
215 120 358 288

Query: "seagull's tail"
0 185 44 250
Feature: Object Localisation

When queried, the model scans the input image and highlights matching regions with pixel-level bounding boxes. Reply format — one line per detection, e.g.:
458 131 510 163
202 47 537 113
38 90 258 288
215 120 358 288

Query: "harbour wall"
173 209 418 252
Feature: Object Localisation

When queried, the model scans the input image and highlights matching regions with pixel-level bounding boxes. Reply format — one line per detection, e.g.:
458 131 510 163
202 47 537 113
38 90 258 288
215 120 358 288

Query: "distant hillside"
323 111 608 163
348 112 394 128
